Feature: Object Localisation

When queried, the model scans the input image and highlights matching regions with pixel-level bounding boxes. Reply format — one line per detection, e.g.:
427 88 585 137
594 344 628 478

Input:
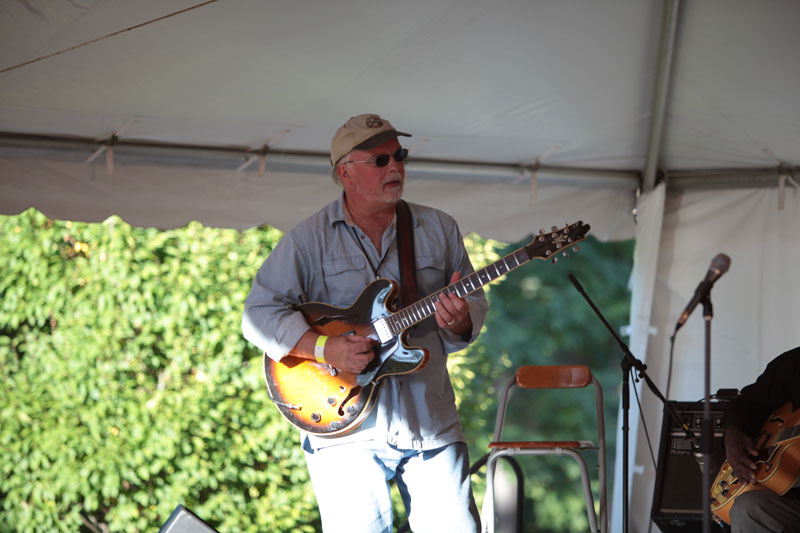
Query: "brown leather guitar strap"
395 199 418 308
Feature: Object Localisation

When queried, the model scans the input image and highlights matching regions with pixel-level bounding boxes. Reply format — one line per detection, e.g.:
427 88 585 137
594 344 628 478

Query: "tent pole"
642 0 681 193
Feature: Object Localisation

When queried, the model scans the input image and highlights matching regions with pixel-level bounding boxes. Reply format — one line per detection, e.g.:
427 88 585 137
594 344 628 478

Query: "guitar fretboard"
384 224 583 336
386 249 526 334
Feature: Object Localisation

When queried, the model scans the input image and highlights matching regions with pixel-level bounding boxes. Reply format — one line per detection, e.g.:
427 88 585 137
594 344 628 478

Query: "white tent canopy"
2 1 799 531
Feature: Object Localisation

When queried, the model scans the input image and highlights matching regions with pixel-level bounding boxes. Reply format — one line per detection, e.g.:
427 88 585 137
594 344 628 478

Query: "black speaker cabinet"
159 505 219 533
651 399 732 533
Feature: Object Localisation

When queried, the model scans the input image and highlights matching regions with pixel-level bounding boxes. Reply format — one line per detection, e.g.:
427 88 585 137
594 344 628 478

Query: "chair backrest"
493 365 603 442
516 365 591 389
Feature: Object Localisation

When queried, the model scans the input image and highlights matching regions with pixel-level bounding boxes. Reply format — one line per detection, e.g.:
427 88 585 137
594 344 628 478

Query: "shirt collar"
331 192 400 229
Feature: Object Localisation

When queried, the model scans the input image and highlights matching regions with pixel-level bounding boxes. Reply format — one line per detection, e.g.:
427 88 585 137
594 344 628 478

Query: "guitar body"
710 402 800 525
263 279 429 437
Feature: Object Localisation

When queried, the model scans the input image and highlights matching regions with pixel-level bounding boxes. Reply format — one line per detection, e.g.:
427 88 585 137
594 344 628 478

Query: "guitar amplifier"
651 397 735 533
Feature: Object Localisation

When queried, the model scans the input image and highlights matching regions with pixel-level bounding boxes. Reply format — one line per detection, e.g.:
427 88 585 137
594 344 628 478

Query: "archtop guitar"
710 401 800 525
263 221 590 436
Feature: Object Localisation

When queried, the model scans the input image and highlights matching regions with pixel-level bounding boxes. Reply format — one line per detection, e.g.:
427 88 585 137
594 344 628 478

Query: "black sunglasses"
345 148 408 168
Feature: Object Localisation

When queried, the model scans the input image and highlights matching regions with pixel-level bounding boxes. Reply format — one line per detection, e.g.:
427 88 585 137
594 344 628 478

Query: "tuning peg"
572 245 581 253
562 251 569 258
551 226 557 232
539 228 545 235
552 257 558 264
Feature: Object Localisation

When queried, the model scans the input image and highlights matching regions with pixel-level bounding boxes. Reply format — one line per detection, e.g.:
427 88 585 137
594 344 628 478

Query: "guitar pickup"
373 317 394 344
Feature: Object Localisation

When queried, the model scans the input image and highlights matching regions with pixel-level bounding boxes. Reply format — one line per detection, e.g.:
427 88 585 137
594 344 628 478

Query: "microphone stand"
568 274 700 533
699 294 714 533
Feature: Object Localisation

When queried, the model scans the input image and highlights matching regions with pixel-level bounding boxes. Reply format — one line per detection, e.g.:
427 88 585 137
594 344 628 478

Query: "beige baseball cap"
330 113 411 165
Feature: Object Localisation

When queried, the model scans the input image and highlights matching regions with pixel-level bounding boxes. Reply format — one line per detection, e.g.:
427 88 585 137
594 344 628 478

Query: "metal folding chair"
481 365 607 533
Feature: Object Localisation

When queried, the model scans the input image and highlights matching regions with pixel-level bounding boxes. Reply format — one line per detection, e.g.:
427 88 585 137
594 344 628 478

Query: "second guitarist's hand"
724 424 759 484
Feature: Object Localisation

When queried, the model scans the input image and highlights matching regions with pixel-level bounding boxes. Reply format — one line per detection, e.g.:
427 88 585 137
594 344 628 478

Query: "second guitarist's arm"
723 347 800 483
723 424 759 484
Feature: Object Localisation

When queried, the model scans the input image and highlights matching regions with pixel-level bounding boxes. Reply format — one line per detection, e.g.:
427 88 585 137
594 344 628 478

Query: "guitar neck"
385 236 553 335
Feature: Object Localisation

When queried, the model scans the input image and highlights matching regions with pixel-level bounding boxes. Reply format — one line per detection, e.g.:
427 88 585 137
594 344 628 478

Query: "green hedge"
1 210 316 532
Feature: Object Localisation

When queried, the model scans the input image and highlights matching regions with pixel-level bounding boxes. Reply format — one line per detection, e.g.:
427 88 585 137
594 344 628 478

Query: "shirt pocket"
321 255 368 306
415 254 447 297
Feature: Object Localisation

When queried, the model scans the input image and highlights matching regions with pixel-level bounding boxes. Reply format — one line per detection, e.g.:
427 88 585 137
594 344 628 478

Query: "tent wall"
623 183 800 531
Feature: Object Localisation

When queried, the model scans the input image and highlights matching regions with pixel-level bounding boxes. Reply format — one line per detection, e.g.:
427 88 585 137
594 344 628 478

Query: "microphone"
674 253 731 332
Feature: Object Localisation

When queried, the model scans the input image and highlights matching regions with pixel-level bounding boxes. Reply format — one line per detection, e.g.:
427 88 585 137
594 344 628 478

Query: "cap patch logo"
365 115 384 129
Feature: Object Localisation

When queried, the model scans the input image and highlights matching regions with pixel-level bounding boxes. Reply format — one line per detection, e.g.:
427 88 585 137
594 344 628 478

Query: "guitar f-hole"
338 386 362 416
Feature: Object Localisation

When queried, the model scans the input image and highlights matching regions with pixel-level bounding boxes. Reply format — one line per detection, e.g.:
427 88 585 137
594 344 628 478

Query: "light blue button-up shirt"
242 193 488 451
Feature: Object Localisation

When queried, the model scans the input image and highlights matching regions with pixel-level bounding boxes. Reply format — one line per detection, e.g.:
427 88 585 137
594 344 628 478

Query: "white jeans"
303 440 480 533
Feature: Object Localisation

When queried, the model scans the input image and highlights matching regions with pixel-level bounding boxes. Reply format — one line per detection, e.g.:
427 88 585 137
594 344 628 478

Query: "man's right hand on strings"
323 335 376 374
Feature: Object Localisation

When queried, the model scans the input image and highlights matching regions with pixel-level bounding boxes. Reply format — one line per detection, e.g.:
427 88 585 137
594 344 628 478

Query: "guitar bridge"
373 317 393 344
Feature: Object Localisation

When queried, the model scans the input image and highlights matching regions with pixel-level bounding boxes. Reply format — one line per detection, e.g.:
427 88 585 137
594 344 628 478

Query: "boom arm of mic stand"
567 275 698 441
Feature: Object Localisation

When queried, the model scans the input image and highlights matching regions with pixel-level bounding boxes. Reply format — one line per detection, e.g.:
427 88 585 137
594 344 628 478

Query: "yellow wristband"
314 335 328 363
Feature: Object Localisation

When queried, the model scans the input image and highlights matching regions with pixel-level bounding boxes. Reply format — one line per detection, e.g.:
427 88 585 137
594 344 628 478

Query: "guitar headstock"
525 221 590 263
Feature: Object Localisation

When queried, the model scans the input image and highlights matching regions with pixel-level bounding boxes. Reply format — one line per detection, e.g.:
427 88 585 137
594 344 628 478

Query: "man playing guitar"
721 346 800 532
242 113 488 532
